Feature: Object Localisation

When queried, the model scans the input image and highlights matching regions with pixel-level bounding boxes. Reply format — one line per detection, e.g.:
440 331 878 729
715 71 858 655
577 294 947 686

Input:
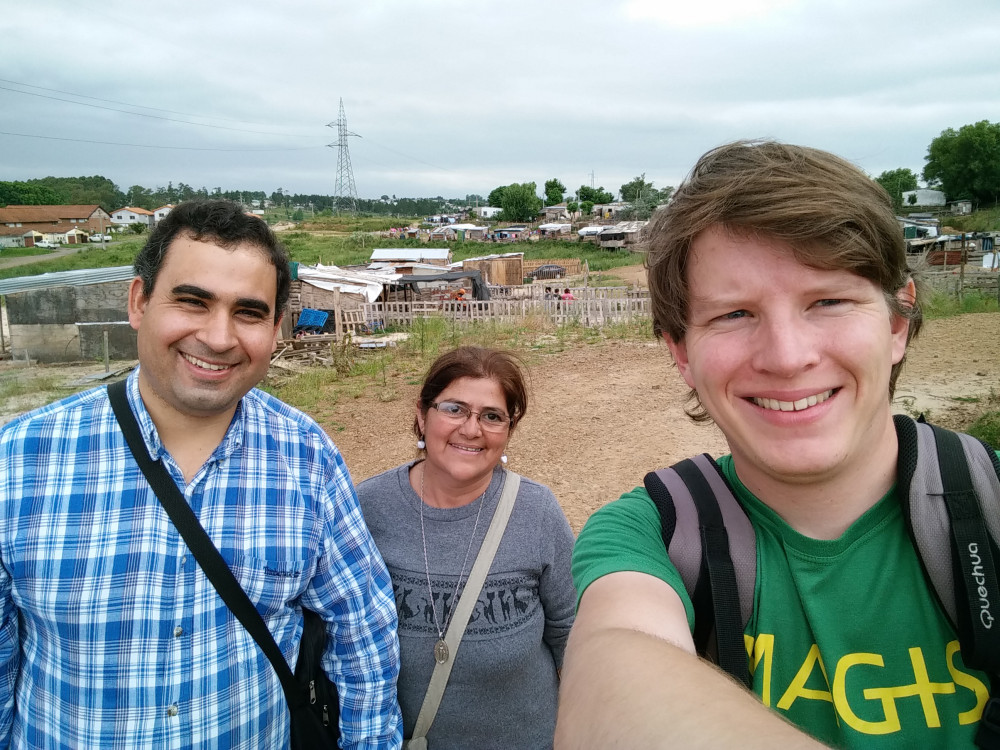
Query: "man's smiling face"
128 234 281 425
666 226 911 490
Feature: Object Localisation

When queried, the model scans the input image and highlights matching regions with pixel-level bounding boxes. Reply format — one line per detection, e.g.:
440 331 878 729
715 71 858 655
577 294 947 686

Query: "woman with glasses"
357 346 576 749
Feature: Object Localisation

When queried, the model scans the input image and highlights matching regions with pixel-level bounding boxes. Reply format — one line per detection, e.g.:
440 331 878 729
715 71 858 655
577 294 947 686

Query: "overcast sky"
2 0 998 202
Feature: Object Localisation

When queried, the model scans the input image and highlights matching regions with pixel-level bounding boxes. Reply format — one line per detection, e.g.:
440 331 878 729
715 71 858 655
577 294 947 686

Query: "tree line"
875 120 1000 211
485 174 676 223
4 121 998 219
0 177 466 218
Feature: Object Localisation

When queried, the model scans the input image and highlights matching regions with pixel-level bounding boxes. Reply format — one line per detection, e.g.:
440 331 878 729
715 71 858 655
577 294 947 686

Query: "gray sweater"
357 463 576 750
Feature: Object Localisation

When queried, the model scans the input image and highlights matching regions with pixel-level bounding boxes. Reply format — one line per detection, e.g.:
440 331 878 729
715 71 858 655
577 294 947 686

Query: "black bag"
108 380 340 748
292 610 341 746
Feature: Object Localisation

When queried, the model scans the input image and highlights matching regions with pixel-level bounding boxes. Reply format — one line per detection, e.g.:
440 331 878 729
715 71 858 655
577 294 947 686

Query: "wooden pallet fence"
522 258 584 275
361 296 651 328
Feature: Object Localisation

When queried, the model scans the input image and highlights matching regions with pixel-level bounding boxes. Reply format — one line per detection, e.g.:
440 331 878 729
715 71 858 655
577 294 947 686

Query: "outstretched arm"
554 571 828 749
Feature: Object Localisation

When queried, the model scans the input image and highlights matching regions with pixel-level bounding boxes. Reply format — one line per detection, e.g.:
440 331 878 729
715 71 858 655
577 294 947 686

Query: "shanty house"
0 267 138 363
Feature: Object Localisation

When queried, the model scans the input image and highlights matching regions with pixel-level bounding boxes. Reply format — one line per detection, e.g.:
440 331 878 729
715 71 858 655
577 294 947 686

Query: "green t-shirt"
573 455 991 748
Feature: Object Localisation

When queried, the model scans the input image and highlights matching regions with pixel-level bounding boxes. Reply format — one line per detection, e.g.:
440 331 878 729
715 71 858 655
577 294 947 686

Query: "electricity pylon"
327 98 360 214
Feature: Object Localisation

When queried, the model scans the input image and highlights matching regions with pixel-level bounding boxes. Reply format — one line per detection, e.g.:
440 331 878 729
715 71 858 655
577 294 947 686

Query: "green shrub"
967 411 1000 447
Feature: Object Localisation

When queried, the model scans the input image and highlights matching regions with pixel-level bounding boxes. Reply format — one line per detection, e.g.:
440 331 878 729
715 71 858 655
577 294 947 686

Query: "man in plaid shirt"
0 200 402 748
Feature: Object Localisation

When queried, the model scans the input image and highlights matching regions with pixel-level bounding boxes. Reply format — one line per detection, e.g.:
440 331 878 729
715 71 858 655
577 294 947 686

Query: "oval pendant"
434 638 450 664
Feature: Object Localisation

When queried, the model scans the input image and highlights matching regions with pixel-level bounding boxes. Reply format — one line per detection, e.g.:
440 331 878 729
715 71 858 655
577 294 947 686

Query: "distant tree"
923 120 1000 207
577 185 614 205
125 185 153 208
0 181 60 206
618 173 673 219
567 201 579 214
465 193 486 206
908 193 918 206
23 175 125 210
292 209 305 221
488 185 508 208
619 174 655 203
874 168 919 210
580 200 594 216
543 178 566 206
499 182 542 222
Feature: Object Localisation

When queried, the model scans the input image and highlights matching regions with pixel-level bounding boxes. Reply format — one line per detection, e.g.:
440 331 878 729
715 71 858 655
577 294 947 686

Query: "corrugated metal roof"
369 248 450 262
0 266 135 296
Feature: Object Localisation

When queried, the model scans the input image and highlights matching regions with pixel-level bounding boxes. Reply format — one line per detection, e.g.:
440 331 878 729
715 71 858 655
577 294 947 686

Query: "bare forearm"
555 627 828 750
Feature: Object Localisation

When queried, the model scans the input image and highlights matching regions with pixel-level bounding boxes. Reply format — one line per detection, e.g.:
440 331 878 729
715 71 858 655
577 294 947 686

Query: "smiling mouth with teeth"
182 353 232 372
751 389 835 412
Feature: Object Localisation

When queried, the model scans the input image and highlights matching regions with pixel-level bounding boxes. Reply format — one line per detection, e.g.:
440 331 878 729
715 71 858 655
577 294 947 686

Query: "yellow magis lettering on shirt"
745 635 988 735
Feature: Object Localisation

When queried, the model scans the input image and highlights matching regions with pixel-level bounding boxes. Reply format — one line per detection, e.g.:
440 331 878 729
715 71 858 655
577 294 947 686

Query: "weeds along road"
0 244 88 271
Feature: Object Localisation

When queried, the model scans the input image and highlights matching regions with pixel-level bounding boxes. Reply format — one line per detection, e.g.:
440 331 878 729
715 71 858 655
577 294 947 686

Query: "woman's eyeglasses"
429 401 511 432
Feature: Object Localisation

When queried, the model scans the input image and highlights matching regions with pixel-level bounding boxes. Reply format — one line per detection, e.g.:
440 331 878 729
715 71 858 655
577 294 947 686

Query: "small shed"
0 266 138 362
598 226 626 249
458 252 525 286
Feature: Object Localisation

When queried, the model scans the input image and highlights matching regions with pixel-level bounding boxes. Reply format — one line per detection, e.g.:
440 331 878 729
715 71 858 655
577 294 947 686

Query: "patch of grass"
300 216 415 233
922 289 1000 319
968 411 1000 446
262 368 339 413
942 206 1000 234
0 246 57 259
0 239 145 281
0 374 61 400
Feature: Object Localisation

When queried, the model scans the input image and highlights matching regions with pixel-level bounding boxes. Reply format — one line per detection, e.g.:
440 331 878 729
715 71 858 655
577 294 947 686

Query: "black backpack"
643 414 1000 748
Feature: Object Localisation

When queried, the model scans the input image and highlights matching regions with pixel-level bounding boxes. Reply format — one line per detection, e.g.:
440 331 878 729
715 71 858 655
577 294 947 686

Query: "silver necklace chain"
419 463 488 646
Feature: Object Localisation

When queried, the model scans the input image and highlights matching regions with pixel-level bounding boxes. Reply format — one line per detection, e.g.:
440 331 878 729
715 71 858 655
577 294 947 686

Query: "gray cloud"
2 0 998 200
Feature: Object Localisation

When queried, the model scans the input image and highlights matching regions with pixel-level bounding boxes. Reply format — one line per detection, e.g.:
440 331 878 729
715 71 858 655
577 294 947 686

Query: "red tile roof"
0 205 106 223
112 206 154 216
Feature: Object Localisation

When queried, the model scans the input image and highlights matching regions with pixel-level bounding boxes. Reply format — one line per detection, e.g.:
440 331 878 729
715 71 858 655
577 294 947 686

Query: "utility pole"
327 98 360 215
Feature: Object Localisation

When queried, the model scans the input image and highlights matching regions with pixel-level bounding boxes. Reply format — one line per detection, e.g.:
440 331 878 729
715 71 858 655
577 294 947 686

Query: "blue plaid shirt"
0 371 402 749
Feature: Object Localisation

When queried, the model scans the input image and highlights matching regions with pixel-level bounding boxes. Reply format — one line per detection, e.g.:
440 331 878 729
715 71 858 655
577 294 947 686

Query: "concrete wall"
6 281 136 363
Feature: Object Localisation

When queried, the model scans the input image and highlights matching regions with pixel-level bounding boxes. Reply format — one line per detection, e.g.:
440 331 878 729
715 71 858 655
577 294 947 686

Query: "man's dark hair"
133 199 291 321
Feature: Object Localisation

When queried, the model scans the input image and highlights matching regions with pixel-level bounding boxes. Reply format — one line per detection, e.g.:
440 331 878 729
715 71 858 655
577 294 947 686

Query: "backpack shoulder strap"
895 414 1000 654
894 414 1000 748
644 454 755 687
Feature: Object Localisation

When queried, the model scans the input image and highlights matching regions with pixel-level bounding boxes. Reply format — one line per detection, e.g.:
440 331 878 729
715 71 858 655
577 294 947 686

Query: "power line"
0 76 302 129
0 84 322 138
0 131 323 152
358 137 454 173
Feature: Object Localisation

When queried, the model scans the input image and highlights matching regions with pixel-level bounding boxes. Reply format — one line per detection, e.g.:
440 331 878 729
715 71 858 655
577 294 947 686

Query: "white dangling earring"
501 454 508 464
417 439 426 450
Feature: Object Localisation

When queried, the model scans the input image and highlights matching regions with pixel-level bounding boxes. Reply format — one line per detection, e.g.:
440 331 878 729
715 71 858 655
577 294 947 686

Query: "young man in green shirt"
556 141 993 748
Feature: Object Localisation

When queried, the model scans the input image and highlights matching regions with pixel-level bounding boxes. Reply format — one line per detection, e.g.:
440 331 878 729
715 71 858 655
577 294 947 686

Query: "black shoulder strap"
106 379 307 711
644 454 755 687
895 413 1000 749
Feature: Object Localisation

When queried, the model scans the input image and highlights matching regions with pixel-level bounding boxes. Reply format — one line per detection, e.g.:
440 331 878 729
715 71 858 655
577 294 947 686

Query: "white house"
474 206 503 219
110 206 155 227
153 204 175 223
901 189 946 207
